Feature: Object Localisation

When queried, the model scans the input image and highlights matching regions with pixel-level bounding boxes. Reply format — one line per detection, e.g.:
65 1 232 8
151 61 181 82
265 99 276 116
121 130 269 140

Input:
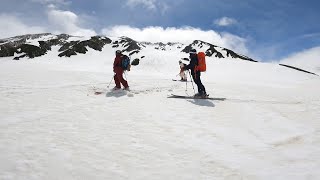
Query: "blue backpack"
121 55 131 71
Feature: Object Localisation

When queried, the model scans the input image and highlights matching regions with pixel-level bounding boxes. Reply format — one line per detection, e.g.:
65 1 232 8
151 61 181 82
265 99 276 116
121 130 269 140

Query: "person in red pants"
113 50 129 90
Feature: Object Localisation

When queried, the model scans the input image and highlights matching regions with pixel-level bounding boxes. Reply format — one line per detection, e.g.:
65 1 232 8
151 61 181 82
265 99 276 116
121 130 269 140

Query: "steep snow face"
0 43 320 180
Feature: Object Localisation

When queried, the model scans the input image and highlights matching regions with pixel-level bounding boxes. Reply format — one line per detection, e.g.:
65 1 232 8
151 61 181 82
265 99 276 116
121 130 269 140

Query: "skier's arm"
184 58 196 70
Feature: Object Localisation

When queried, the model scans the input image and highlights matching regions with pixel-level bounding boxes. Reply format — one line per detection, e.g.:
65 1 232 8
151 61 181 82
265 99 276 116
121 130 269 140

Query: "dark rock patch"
279 64 318 76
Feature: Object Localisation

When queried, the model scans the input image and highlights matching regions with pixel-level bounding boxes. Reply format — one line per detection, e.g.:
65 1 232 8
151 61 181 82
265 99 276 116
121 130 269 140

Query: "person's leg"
114 74 121 88
197 77 206 95
194 71 206 95
192 72 201 95
116 71 128 88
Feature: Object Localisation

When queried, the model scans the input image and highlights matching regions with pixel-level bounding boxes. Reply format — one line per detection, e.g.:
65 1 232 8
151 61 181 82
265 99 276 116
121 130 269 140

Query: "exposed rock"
59 41 79 52
182 40 223 57
129 50 140 56
131 58 140 66
88 36 112 51
19 44 47 58
119 37 143 52
0 33 256 63
0 44 16 57
224 48 257 62
13 54 27 60
0 33 113 59
279 64 318 76
58 49 77 57
182 40 257 62
39 41 51 51
57 36 111 57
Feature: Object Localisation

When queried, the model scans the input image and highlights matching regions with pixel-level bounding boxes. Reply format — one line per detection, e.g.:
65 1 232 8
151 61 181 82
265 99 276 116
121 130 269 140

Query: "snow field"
0 51 320 179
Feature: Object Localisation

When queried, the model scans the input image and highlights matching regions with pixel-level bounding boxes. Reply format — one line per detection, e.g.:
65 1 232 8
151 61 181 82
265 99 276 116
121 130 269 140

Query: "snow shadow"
105 90 128 98
187 99 215 107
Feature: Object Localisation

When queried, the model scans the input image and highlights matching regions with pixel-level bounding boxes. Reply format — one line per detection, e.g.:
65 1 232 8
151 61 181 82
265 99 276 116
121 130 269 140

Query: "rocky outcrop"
58 36 111 57
182 40 257 62
182 40 225 58
279 64 319 76
2 33 319 76
118 37 144 53
0 33 255 63
223 48 257 62
0 34 112 59
0 44 16 57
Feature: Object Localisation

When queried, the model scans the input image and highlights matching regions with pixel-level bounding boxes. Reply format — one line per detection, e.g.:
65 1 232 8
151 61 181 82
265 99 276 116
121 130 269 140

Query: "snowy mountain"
2 33 319 76
0 33 320 180
0 33 255 62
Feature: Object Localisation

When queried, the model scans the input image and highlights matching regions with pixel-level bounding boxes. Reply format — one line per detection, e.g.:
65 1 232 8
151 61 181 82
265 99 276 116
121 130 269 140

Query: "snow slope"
279 46 320 75
0 50 320 180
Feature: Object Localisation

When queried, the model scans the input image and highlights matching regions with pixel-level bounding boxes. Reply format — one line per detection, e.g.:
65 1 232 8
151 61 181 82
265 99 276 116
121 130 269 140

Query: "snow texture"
0 45 320 180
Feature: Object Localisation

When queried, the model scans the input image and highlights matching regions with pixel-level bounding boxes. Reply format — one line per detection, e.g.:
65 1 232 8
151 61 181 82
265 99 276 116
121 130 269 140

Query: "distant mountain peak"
0 33 257 62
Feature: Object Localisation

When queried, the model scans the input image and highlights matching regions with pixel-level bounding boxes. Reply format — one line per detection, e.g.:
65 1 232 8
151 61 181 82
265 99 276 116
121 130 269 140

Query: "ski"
168 94 226 101
94 91 104 95
172 79 189 82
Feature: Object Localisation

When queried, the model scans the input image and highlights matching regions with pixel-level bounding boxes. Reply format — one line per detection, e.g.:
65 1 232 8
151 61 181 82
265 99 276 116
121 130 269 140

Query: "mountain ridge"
1 33 318 76
0 33 256 62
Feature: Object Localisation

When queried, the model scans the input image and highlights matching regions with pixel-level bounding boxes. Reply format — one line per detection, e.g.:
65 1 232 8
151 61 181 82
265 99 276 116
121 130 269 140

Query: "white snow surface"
279 46 320 75
1 49 320 180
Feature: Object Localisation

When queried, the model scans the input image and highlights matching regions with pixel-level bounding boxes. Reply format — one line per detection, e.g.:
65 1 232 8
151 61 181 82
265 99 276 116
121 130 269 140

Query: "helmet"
189 49 197 54
115 50 122 54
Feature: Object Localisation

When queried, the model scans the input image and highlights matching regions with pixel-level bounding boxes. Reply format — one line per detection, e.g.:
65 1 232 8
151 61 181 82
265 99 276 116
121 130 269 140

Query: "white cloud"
125 0 169 13
279 46 320 74
47 8 96 37
0 6 96 39
101 25 249 55
29 0 70 5
0 14 46 38
214 17 237 26
126 0 157 10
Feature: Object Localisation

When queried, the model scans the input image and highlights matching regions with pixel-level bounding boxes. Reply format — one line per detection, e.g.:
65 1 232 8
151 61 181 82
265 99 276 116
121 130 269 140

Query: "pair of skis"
167 94 226 101
171 79 225 101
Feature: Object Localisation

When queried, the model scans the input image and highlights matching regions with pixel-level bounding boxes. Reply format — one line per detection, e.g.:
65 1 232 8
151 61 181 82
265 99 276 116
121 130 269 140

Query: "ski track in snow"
0 57 320 180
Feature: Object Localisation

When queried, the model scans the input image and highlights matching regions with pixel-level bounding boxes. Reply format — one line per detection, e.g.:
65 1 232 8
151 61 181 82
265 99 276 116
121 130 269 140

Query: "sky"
0 0 320 61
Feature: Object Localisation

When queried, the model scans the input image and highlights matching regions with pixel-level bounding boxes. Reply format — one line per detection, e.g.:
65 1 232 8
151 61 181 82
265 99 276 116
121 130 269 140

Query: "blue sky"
1 0 320 61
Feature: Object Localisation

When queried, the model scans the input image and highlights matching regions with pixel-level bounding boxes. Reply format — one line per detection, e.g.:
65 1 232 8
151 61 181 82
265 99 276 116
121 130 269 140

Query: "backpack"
196 52 206 72
121 55 131 71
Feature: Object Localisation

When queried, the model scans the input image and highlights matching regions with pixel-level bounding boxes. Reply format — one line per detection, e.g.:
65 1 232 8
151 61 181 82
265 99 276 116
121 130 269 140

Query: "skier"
113 50 129 90
179 60 187 81
182 49 207 97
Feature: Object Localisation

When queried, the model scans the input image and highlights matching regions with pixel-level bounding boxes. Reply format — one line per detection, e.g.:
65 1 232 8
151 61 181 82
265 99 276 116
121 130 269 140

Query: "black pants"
192 71 206 94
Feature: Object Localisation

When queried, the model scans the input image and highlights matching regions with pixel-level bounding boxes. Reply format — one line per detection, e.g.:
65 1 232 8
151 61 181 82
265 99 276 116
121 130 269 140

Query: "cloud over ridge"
101 25 249 55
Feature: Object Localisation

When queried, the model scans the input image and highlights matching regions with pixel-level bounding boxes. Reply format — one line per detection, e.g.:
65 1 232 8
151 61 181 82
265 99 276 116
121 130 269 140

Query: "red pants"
114 67 128 88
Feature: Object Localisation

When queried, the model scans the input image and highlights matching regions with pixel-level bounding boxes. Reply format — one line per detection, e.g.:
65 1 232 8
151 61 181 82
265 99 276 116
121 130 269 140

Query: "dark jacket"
184 53 199 75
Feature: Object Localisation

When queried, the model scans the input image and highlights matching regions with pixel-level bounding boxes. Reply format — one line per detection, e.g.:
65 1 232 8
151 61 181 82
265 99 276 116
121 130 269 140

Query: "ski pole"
107 74 114 88
185 74 188 94
188 70 196 94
